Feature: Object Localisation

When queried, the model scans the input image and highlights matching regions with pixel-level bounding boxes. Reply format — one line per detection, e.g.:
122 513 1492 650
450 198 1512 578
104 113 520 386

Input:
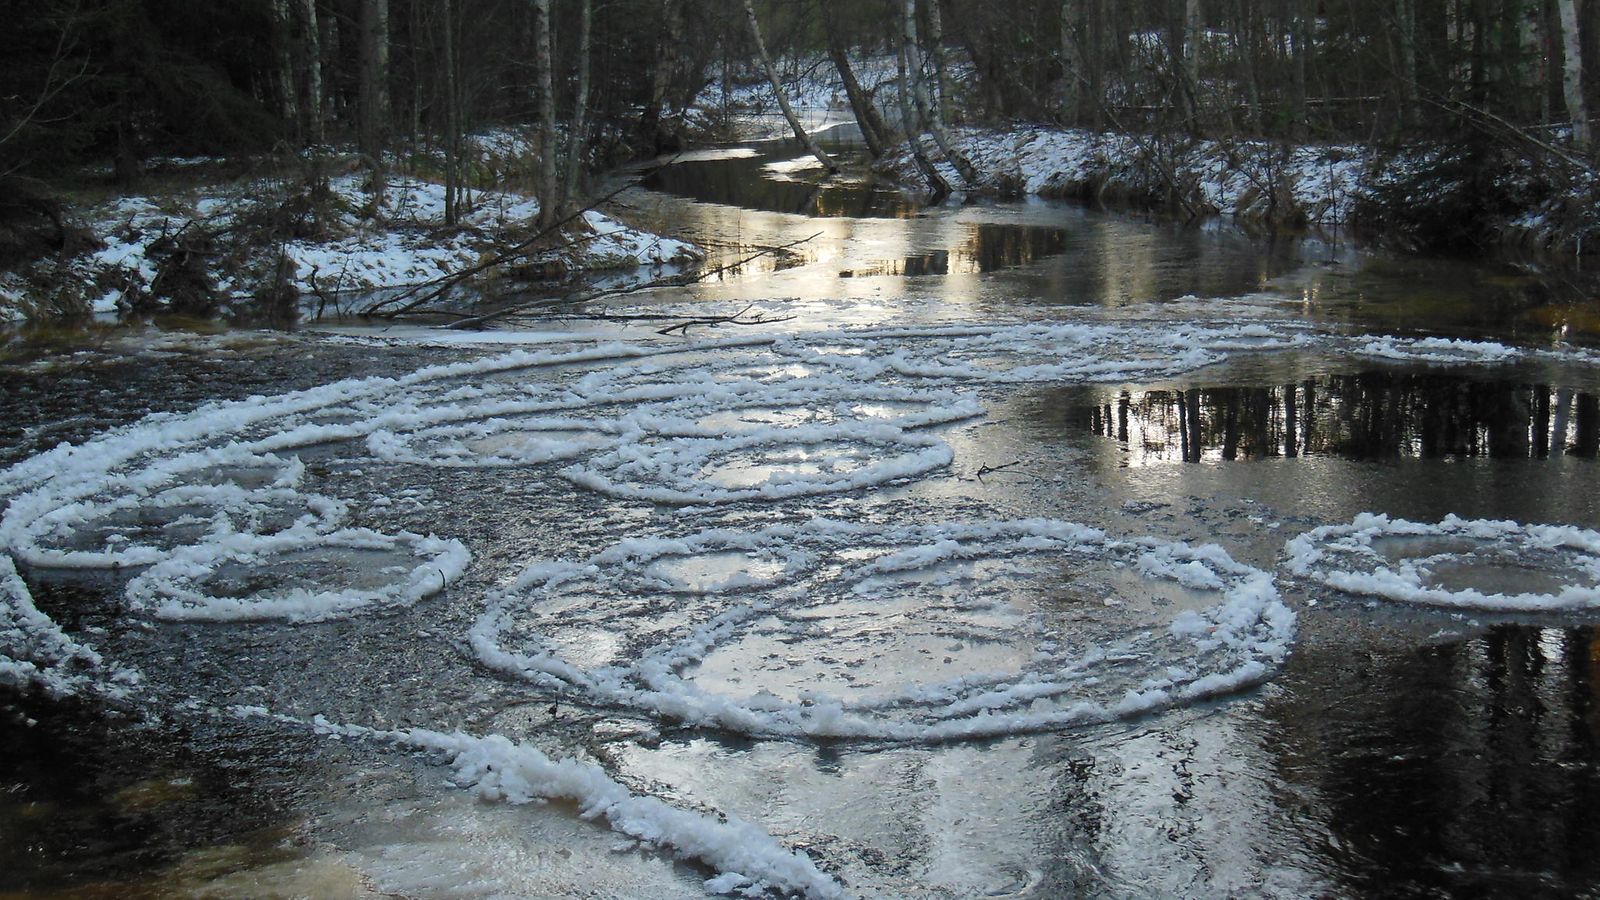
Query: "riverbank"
877 124 1600 256
0 150 701 325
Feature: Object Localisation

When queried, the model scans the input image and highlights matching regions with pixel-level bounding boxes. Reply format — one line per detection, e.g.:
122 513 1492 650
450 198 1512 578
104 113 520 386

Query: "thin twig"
654 303 796 335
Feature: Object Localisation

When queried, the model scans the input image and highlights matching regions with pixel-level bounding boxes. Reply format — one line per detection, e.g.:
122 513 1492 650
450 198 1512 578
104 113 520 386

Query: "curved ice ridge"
1286 513 1600 611
0 555 141 698
226 709 844 899
126 526 471 622
473 519 1297 742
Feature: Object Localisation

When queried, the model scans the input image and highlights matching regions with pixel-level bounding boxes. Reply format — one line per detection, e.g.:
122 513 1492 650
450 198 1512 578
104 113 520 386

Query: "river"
3 135 1600 898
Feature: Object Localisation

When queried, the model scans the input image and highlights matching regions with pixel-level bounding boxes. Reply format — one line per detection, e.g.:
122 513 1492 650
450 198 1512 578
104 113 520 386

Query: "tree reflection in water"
1294 624 1600 897
1077 375 1600 463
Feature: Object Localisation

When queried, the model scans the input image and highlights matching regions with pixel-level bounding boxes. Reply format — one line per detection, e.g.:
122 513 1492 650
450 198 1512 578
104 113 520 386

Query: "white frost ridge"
125 527 470 622
1285 513 1600 611
564 423 955 504
0 555 141 698
473 519 1296 742
301 717 844 899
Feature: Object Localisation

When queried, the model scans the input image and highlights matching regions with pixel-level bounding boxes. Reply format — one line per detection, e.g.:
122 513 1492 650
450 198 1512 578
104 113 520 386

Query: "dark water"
1059 374 1600 463
6 136 1600 897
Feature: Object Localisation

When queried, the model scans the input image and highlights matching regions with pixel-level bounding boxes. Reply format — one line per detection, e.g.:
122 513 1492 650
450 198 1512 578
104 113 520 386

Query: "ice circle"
16 484 348 569
473 519 1295 741
367 415 626 467
124 527 471 623
1285 513 1600 611
561 423 956 504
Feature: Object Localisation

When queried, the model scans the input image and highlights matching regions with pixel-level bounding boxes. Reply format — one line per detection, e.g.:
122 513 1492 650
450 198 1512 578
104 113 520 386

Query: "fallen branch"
435 231 823 330
360 156 681 318
654 303 795 335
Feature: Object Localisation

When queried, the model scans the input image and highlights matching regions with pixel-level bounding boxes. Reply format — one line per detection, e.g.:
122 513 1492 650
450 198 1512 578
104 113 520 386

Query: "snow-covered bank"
880 125 1600 252
884 127 1367 227
2 166 701 322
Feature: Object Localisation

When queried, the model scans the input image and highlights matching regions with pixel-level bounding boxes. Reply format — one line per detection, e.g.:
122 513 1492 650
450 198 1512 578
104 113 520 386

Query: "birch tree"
903 0 977 185
358 0 390 212
561 0 592 215
822 0 889 157
896 38 950 196
441 0 461 225
742 0 838 174
532 0 560 229
1556 0 1590 147
300 0 323 144
270 0 298 132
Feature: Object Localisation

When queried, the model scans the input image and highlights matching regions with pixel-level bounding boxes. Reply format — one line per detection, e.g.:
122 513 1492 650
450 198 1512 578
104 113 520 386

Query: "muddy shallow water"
4 138 1600 898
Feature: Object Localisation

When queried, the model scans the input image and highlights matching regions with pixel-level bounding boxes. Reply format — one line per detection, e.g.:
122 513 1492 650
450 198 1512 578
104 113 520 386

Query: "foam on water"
1286 513 1600 611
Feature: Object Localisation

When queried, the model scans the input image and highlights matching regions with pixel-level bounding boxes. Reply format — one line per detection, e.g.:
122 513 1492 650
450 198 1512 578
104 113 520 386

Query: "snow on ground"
24 167 700 319
888 126 1371 227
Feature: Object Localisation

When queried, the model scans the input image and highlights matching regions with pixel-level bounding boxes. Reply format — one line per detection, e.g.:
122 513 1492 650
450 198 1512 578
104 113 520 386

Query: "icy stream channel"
7 144 1600 897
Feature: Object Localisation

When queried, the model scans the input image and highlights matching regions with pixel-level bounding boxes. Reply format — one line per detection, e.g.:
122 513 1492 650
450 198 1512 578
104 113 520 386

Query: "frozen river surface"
5 141 1600 897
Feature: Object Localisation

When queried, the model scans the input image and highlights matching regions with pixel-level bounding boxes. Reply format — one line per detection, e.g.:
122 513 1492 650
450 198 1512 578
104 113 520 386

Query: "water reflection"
1066 374 1600 463
846 225 1071 277
1299 625 1600 897
638 143 919 218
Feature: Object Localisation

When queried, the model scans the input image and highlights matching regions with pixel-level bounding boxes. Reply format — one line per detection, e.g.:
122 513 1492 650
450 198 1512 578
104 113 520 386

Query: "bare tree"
822 0 889 157
1183 0 1202 124
270 0 298 132
1060 0 1082 121
1395 0 1419 127
533 0 560 228
561 0 593 215
300 0 324 144
441 0 461 225
903 0 977 184
742 0 838 173
1556 0 1590 147
359 0 391 211
896 35 950 195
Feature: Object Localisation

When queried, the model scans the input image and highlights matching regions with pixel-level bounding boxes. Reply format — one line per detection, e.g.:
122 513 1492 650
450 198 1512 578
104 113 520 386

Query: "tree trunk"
1288 0 1308 138
743 0 838 173
641 0 682 152
1397 0 1420 127
897 39 950 196
823 0 889 157
1557 0 1590 146
1235 0 1261 131
1501 0 1524 113
533 0 560 229
319 3 339 124
562 0 593 215
926 0 952 126
271 0 299 136
301 0 324 144
1060 0 1081 122
358 0 390 213
1184 0 1202 124
1088 0 1108 127
442 0 460 226
904 0 977 185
